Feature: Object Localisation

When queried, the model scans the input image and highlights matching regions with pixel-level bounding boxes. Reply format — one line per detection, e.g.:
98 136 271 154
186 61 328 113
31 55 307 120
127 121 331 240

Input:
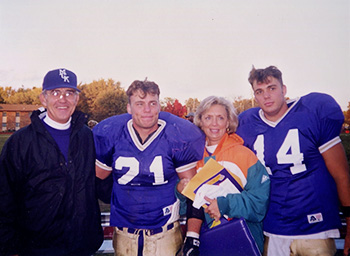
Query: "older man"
0 68 103 256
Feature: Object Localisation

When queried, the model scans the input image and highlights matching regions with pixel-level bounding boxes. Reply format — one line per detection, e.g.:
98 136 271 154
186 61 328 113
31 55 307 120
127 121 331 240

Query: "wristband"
186 231 200 239
342 206 350 217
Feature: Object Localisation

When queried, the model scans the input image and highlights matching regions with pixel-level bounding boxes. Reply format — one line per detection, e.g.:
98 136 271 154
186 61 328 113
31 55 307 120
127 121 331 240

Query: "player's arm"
177 166 196 180
96 164 111 180
322 142 350 256
179 198 203 256
176 165 197 193
322 143 350 207
177 166 203 256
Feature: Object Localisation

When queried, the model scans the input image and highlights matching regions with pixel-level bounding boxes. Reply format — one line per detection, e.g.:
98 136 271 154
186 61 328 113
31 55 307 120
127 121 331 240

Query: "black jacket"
0 109 103 256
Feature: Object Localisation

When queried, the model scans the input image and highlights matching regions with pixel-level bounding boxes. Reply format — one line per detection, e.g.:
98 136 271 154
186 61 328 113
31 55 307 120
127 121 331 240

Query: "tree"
0 87 14 103
185 98 200 114
5 87 41 105
93 89 128 122
160 97 175 109
344 101 350 128
233 96 255 115
162 99 187 118
77 78 126 121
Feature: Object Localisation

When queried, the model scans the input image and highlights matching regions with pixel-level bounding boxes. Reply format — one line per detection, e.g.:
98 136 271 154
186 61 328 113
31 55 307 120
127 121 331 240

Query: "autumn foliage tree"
1 86 41 105
162 98 187 118
344 101 350 128
185 98 200 114
77 78 127 122
0 79 127 123
0 87 15 103
3 82 350 132
93 89 128 122
233 96 256 115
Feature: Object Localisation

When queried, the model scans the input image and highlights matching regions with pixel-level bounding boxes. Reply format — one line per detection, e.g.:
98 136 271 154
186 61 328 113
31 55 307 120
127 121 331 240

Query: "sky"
1 0 349 110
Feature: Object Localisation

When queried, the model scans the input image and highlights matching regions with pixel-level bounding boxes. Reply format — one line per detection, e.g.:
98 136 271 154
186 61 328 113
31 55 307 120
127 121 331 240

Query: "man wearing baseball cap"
185 112 195 123
0 68 103 255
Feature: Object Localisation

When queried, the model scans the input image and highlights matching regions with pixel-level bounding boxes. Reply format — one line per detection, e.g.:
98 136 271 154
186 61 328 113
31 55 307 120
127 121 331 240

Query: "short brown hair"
126 80 160 102
248 66 283 87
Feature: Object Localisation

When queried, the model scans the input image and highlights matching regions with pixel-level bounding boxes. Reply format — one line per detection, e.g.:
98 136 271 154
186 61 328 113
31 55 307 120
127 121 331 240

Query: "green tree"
93 89 128 122
77 78 127 122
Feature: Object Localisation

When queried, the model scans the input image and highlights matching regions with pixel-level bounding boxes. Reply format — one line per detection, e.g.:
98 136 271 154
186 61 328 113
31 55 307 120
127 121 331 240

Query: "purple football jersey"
237 93 344 236
93 112 205 229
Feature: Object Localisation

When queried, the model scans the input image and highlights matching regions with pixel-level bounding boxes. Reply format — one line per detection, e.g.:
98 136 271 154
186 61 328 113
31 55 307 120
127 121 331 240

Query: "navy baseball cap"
186 112 195 118
42 68 80 92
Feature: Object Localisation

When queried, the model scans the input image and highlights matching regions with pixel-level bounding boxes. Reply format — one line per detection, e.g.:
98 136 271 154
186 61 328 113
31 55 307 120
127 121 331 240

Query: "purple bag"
199 217 261 256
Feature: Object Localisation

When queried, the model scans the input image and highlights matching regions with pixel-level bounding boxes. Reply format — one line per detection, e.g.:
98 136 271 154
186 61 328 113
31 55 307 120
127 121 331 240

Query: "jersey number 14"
254 128 306 175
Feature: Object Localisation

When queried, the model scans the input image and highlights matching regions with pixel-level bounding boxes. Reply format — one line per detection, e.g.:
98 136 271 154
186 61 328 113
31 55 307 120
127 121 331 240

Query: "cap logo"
59 69 70 83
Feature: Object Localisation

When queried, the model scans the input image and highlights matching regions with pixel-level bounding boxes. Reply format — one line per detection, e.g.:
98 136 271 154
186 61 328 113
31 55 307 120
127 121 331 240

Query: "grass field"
0 133 11 152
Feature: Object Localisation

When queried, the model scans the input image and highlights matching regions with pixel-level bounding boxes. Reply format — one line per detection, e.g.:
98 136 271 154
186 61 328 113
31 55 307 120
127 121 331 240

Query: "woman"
181 96 270 255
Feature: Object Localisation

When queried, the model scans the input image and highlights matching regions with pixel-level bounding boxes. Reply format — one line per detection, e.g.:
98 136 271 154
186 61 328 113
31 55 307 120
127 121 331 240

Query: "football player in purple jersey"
93 80 205 256
236 66 350 256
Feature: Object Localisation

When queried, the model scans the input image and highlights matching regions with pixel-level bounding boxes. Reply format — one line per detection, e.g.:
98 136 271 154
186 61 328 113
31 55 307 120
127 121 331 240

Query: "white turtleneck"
43 114 71 130
206 143 218 154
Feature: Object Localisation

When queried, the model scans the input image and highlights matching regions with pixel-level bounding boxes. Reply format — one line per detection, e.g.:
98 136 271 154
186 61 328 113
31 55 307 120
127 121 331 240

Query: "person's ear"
39 93 47 107
127 103 132 114
282 84 287 97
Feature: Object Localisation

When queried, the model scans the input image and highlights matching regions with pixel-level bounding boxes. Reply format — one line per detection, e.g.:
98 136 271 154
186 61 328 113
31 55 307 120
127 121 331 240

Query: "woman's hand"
177 178 190 193
204 196 221 221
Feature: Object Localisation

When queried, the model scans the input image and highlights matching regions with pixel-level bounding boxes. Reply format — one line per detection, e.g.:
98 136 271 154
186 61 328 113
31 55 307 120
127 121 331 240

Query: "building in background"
0 104 41 132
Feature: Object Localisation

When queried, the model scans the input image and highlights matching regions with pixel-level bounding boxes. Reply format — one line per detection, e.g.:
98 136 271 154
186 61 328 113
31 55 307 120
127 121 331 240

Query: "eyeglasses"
46 89 79 100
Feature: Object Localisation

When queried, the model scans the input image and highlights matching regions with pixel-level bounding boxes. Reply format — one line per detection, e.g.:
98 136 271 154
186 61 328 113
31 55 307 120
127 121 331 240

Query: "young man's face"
127 90 160 134
40 88 79 124
252 76 288 122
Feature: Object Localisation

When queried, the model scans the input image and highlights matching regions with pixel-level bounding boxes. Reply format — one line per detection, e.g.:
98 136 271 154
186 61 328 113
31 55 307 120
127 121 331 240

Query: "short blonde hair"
194 96 238 134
